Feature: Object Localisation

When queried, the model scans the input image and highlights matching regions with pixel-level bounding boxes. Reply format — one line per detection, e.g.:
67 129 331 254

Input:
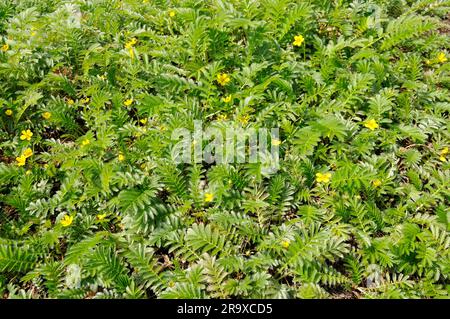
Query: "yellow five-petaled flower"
439 147 448 162
316 172 331 183
217 73 231 86
5 109 13 116
118 153 125 161
217 114 228 121
42 112 51 120
281 240 290 249
364 119 379 131
238 114 250 125
169 10 176 17
16 148 33 166
125 38 137 49
1 44 8 52
437 52 447 63
16 155 27 167
81 138 90 146
60 215 73 227
204 193 214 202
22 148 33 158
20 129 33 141
97 213 107 221
125 38 137 59
372 179 382 187
293 35 304 47
222 95 232 103
124 98 134 106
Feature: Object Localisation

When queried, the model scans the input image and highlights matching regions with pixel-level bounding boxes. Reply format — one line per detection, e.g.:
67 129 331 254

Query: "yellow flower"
204 193 214 202
316 172 331 183
425 59 431 65
281 240 290 249
439 147 448 162
240 115 250 124
81 138 90 146
125 38 137 49
372 179 382 187
124 98 133 106
364 119 379 131
5 109 13 116
1 44 8 52
217 114 228 121
16 155 27 166
81 97 90 104
25 170 32 175
169 10 176 17
437 52 447 63
22 148 33 158
60 215 73 227
217 73 231 86
222 95 232 103
20 129 33 141
42 112 51 120
97 213 107 221
140 118 148 125
128 48 135 59
238 114 250 125
125 38 137 59
271 138 281 146
67 98 74 105
118 153 125 161
31 31 36 37
293 35 304 47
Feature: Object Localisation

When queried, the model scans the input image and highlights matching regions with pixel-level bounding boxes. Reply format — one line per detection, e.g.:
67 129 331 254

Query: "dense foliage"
0 0 449 299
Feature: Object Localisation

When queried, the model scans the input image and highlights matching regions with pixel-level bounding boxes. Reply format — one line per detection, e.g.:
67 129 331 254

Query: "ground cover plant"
0 0 449 299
